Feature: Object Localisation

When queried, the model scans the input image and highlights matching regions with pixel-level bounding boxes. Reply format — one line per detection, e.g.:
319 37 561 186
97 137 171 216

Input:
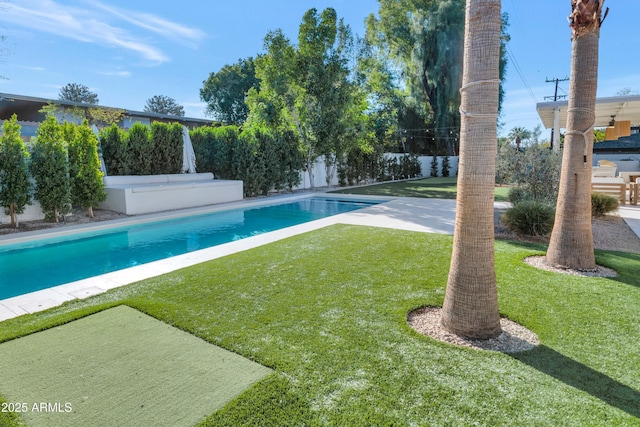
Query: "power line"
506 44 538 104
544 76 569 101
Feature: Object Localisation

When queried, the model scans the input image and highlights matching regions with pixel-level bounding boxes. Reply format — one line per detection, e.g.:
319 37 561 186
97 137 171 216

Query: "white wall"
292 154 460 190
593 154 640 172
0 200 46 224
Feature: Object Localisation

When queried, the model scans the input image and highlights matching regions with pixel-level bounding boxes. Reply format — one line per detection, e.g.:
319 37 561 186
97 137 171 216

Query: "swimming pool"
0 196 381 300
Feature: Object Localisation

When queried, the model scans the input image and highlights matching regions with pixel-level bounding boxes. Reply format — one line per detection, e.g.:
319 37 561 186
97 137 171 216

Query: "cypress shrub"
212 126 238 179
128 123 153 175
151 122 182 174
441 156 450 177
0 115 32 227
100 124 130 175
190 126 216 174
430 156 438 177
235 130 265 197
30 115 71 222
68 120 106 217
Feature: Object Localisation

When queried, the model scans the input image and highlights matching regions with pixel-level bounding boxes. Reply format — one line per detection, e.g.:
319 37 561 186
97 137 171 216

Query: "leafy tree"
247 8 365 188
58 83 99 104
546 0 606 270
200 57 259 125
87 107 126 126
68 120 106 217
366 0 509 156
143 95 185 117
441 0 502 339
366 0 465 155
0 115 32 227
30 115 71 222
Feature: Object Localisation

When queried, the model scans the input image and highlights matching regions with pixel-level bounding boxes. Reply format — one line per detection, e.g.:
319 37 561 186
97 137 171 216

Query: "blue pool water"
0 197 380 300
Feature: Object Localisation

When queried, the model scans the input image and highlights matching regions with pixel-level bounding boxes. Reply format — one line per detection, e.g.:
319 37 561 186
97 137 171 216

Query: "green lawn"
1 225 639 426
330 177 512 201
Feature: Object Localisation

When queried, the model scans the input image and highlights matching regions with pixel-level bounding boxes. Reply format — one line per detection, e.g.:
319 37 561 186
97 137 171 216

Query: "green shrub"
68 120 106 217
501 200 555 236
30 115 71 222
100 124 130 176
508 186 530 204
127 123 153 175
496 142 561 203
441 156 450 177
0 114 32 227
591 192 619 218
430 155 438 177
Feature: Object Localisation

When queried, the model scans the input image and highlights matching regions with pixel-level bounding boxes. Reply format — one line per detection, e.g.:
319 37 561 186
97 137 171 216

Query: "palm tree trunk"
546 0 605 270
441 0 502 340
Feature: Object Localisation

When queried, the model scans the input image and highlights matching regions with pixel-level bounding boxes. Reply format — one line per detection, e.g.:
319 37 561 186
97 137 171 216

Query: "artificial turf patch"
0 305 272 427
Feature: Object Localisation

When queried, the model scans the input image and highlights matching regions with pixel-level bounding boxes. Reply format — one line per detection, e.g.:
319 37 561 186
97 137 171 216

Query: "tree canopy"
200 57 259 125
246 7 367 187
58 83 99 104
143 95 185 117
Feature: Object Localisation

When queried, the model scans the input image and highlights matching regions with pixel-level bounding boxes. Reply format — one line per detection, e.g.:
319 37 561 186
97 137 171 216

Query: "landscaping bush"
591 192 619 218
127 123 153 175
151 122 182 174
30 115 71 222
501 200 555 236
508 186 531 205
441 156 450 177
496 142 561 203
430 155 438 177
100 124 130 176
68 120 106 217
0 114 32 227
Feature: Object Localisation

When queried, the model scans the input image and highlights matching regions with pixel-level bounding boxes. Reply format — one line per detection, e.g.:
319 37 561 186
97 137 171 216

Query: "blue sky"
1 0 637 138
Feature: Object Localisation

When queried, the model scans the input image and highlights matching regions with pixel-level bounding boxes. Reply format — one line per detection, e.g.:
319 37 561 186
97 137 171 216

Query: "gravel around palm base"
408 307 540 353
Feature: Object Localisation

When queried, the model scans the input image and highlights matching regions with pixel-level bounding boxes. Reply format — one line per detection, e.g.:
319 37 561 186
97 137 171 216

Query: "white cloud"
99 70 132 77
3 0 204 63
87 0 206 47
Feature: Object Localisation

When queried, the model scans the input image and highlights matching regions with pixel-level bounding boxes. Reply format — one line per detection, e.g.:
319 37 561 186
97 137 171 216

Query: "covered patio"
537 94 640 205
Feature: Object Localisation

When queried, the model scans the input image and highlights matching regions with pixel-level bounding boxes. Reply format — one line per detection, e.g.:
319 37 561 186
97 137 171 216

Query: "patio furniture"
99 173 244 215
631 178 640 206
616 171 640 184
591 177 626 204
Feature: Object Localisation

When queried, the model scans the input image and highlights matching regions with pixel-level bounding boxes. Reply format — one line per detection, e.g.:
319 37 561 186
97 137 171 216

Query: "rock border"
408 306 540 353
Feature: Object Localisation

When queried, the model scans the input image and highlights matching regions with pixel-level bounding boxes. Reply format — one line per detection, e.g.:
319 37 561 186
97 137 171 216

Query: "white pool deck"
1 195 639 322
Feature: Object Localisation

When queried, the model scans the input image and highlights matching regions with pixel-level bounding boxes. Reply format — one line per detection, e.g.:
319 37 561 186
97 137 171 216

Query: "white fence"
293 154 460 190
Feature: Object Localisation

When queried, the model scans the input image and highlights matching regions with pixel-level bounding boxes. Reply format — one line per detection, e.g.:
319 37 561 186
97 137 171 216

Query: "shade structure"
537 94 640 129
182 125 197 174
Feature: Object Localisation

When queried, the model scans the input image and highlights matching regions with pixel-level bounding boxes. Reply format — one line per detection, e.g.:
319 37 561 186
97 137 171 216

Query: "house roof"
536 94 640 129
0 92 214 128
594 132 640 153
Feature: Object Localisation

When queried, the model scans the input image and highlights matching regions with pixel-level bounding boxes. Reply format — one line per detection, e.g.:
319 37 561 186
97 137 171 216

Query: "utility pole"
545 77 570 149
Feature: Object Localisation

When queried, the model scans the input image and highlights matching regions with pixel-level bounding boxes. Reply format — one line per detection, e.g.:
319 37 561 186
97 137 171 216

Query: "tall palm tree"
546 0 605 270
508 126 531 150
441 0 502 339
